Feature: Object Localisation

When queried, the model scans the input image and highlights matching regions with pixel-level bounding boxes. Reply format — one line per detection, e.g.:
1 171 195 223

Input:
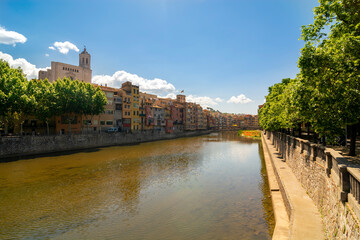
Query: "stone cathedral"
38 47 92 83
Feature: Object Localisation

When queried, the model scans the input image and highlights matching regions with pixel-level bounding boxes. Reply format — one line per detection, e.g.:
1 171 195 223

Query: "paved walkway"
262 133 325 240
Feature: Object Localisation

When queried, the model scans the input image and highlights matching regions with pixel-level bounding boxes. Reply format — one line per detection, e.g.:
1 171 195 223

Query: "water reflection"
0 132 274 240
258 142 275 237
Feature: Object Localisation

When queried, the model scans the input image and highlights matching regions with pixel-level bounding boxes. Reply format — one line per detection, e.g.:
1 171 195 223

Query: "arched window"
86 58 88 64
82 58 84 64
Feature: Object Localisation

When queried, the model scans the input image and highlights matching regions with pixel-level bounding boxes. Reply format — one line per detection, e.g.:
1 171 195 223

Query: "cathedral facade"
38 48 92 83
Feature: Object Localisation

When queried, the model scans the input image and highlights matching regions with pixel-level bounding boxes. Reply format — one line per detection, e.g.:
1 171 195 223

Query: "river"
0 131 274 240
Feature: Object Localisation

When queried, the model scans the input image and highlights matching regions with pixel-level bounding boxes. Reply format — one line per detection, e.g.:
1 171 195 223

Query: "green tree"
29 79 59 135
299 0 360 155
0 60 35 135
259 78 301 132
80 82 107 133
53 78 81 134
53 78 107 134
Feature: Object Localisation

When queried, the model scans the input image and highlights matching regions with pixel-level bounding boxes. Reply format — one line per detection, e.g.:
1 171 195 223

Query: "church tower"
79 47 91 69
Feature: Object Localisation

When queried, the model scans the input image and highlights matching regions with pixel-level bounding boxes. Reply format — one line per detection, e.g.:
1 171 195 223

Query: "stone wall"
268 132 360 239
0 130 212 160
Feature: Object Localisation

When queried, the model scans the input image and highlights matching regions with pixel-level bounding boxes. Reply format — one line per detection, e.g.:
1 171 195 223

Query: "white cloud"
0 26 27 46
92 70 176 96
187 95 219 108
0 51 49 80
215 97 224 103
45 53 49 57
227 94 253 104
49 41 79 54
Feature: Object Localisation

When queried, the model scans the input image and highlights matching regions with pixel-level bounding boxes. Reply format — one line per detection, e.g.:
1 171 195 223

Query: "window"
133 111 136 115
106 121 113 125
106 110 113 114
133 103 136 108
137 111 139 116
86 58 88 64
133 89 136 94
137 90 139 94
100 121 105 125
93 120 98 125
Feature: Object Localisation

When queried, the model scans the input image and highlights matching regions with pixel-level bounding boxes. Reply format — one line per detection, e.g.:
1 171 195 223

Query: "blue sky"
0 0 318 114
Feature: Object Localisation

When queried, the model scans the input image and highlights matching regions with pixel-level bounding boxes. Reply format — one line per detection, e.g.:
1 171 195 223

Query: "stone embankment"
263 131 360 240
0 130 212 160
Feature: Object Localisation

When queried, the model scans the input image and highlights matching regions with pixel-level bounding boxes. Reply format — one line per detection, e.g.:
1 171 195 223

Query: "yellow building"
121 81 140 132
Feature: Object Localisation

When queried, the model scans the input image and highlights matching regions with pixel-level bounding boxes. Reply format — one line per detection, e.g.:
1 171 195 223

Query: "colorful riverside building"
32 46 261 134
121 81 140 132
140 92 157 131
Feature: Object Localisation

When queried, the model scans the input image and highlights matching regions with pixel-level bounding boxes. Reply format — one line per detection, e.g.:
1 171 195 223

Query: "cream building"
38 47 92 83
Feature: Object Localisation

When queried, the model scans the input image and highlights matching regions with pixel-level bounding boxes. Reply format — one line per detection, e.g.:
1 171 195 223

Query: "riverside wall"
267 131 360 240
0 130 212 160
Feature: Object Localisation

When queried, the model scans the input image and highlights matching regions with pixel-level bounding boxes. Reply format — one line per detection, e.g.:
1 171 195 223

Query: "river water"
0 132 274 240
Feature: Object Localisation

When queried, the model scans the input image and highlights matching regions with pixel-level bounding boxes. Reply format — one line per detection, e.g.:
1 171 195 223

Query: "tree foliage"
0 60 107 134
260 0 360 154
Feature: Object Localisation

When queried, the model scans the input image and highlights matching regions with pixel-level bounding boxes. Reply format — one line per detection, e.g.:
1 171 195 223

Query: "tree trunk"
46 121 49 136
20 123 23 136
321 136 326 146
298 123 302 138
4 123 8 134
307 123 310 137
345 125 348 147
313 132 317 143
68 118 71 135
349 124 357 156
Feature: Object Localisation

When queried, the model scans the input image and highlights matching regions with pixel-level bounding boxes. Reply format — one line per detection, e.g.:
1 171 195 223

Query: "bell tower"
79 46 91 69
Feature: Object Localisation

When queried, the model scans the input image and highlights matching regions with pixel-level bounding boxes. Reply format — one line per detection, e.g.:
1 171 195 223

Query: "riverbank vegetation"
238 130 261 140
0 60 107 135
259 0 360 156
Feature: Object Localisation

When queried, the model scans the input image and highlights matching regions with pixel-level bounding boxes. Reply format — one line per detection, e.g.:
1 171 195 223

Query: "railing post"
325 150 332 176
310 143 317 161
339 165 350 202
293 137 297 149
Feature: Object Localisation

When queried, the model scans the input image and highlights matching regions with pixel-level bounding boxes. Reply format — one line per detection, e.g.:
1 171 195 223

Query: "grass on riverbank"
238 130 261 140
